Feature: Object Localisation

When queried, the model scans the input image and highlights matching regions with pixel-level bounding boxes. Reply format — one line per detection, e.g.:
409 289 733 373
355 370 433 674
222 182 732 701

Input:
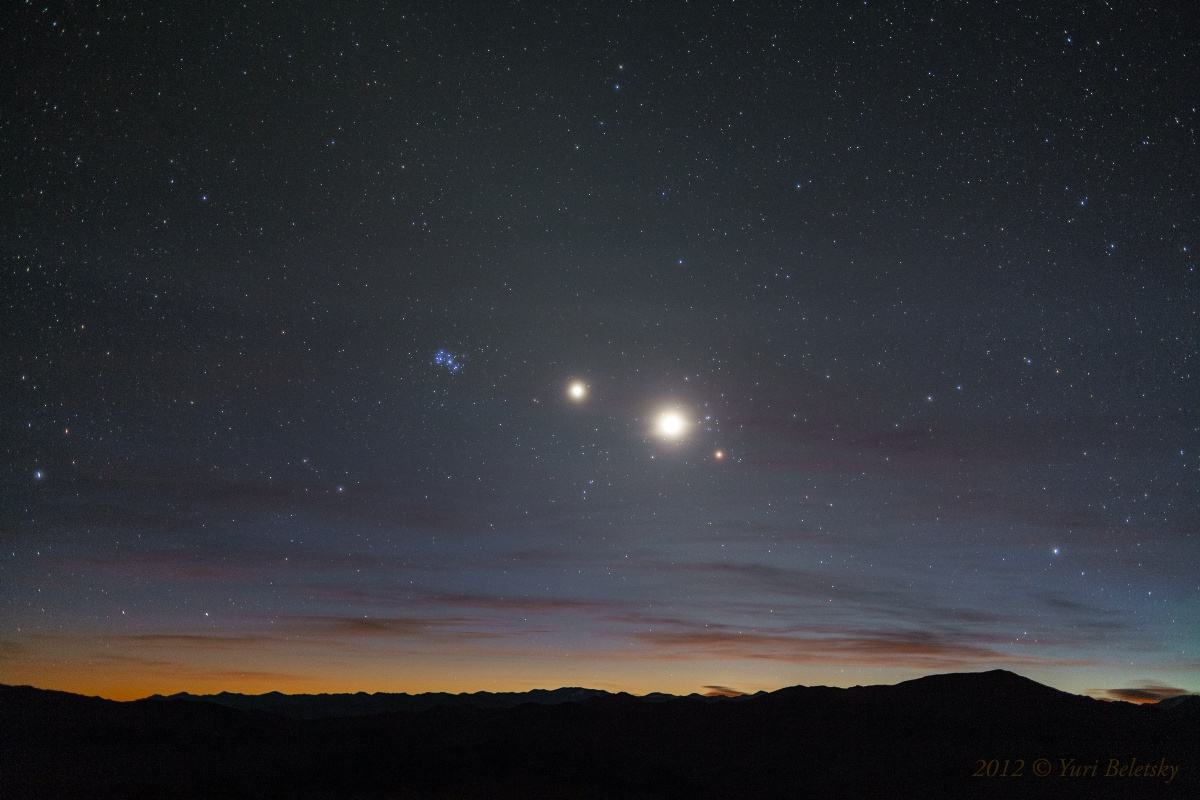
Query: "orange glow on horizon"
0 650 1117 703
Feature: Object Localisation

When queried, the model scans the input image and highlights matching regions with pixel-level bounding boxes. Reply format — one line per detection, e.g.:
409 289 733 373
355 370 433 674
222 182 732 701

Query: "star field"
1 1 1197 700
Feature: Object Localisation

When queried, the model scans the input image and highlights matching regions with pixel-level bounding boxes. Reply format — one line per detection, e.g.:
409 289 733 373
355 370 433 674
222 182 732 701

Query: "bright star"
566 379 588 402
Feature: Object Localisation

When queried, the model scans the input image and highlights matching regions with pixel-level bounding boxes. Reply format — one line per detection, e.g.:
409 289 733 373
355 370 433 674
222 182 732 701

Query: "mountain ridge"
3 669 1196 798
2 668 1154 714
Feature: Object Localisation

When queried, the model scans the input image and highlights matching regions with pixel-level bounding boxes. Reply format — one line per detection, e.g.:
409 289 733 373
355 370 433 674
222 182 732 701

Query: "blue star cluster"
432 349 463 375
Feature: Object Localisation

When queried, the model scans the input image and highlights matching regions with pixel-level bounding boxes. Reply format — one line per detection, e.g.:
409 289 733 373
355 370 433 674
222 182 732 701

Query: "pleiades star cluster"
1 1 1196 701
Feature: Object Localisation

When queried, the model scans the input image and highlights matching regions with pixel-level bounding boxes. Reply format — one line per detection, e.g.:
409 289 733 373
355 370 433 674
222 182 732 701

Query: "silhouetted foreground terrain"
2 670 1196 799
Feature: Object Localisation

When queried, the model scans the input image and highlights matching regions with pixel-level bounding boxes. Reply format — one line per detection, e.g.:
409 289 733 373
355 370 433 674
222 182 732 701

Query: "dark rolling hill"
148 685 619 719
2 670 1195 799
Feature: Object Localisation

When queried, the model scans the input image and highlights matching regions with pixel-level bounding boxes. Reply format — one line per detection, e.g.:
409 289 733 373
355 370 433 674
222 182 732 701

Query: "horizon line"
7 668 1186 705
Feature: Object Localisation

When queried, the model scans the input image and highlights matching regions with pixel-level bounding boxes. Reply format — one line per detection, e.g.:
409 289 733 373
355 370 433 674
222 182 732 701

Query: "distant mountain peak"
894 668 1061 692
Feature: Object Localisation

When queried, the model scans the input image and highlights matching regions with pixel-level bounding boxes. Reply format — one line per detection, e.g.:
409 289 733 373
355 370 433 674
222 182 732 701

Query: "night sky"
3 2 1198 702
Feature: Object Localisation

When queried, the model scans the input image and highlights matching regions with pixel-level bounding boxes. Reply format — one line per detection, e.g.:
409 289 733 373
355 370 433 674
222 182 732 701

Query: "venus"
654 409 688 440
